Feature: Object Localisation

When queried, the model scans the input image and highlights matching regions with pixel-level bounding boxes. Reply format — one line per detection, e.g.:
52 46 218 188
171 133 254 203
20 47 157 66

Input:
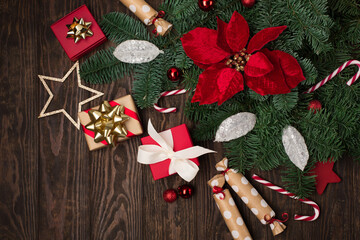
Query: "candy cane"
153 89 187 113
304 60 360 94
252 174 320 222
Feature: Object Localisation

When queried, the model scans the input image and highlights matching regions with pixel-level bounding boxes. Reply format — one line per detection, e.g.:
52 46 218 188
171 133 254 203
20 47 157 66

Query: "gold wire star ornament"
38 61 104 129
66 17 93 43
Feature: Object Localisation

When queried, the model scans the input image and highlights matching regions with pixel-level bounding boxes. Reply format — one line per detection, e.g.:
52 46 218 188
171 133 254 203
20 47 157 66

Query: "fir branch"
244 132 285 170
298 57 318 85
191 98 247 141
100 12 150 44
280 0 334 54
185 97 219 123
297 111 345 162
246 0 280 32
132 59 164 109
80 48 133 84
213 0 246 23
248 89 269 102
346 19 360 45
317 80 360 152
159 47 180 90
272 91 298 112
160 0 200 21
159 0 208 36
329 0 360 17
174 42 194 70
281 159 316 198
226 137 254 173
348 127 360 161
182 66 202 91
243 102 291 170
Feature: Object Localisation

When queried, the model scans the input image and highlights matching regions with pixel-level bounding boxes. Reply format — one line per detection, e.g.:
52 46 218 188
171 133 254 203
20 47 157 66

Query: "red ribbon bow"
265 212 289 224
152 10 166 36
212 186 225 200
221 168 230 175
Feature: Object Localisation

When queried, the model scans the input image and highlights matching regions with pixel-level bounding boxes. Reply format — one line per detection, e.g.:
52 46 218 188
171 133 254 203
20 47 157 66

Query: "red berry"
308 100 322 113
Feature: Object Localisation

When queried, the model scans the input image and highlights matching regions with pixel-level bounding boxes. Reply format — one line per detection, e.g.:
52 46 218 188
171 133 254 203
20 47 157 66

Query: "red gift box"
51 5 106 61
140 124 199 180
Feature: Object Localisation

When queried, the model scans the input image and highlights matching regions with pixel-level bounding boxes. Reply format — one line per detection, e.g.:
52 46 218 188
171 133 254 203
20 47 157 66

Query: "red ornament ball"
198 0 215 11
167 67 182 81
241 0 256 8
163 189 178 203
308 100 322 113
177 184 194 199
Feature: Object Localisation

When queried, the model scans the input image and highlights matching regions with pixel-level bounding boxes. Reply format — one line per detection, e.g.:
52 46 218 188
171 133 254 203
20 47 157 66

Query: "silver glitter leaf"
214 112 256 142
113 40 164 64
282 126 309 171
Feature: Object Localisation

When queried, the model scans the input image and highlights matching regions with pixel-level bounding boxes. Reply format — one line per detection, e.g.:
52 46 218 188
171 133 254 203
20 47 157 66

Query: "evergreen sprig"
191 98 247 141
226 137 254 173
248 89 269 102
329 0 360 16
100 12 150 44
282 160 316 199
272 91 299 112
298 110 345 162
80 48 133 84
132 59 164 109
174 42 194 70
182 66 202 91
282 0 334 54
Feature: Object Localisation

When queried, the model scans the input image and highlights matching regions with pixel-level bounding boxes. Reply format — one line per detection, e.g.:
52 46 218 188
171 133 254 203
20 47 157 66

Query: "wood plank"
1 0 360 239
0 0 39 239
36 1 96 239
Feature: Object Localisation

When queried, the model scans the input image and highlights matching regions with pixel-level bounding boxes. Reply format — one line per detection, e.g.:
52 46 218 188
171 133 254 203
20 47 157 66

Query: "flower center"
225 48 251 72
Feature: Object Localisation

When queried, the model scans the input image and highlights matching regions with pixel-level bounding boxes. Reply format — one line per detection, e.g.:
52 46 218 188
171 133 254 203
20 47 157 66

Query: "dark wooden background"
1 0 359 239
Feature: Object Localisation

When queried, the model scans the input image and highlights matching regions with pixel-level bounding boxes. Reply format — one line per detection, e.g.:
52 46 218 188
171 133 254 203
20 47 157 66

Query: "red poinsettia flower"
181 11 305 105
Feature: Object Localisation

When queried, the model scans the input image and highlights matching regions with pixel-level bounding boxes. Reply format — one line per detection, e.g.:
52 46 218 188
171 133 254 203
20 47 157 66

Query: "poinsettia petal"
226 11 249 53
191 78 217 104
245 49 291 95
244 52 273 77
217 17 232 53
181 27 229 65
191 63 224 105
217 70 244 105
247 26 287 54
193 61 212 70
274 50 305 88
191 71 212 103
191 87 205 103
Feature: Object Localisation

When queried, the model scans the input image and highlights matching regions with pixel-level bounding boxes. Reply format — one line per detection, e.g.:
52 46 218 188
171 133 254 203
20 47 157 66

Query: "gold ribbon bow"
66 17 93 43
85 101 129 145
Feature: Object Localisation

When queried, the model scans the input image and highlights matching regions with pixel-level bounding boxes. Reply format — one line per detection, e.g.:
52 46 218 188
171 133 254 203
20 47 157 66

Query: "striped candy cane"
304 60 360 94
252 174 320 222
153 89 188 113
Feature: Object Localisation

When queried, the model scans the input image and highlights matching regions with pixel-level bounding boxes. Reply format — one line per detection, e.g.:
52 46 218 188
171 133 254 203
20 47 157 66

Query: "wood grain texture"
0 0 359 239
0 0 39 239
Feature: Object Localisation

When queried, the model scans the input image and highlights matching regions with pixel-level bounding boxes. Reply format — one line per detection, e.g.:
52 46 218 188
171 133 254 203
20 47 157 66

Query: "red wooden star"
311 161 341 195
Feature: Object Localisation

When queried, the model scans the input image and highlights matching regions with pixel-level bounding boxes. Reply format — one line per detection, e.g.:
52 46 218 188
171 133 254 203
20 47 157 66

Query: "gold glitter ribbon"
66 17 94 43
85 101 129 145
